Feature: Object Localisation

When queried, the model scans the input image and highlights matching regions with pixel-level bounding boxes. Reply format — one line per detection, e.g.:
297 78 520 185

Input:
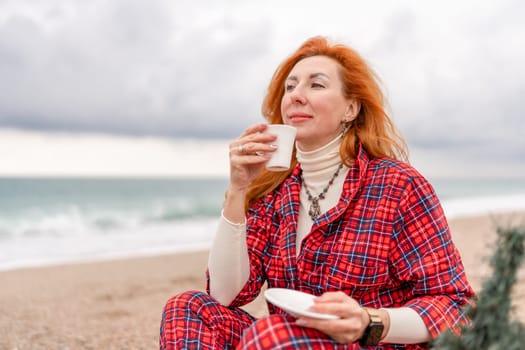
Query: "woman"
160 36 474 349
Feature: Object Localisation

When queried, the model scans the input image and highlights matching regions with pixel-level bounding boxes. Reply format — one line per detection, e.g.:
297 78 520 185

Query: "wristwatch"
359 307 385 346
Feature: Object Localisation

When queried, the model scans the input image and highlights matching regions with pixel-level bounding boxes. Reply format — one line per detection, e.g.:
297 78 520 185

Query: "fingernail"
295 319 307 326
270 144 278 149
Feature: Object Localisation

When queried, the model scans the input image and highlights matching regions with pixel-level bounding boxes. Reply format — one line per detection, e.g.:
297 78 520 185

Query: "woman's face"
280 55 357 151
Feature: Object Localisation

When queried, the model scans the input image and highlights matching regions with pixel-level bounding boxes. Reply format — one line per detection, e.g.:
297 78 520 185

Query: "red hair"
244 36 408 210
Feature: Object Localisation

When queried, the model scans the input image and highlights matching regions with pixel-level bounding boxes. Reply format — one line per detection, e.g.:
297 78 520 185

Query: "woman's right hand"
228 123 277 193
223 123 277 223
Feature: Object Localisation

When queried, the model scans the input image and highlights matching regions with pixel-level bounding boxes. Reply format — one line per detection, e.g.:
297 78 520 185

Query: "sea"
1 177 525 271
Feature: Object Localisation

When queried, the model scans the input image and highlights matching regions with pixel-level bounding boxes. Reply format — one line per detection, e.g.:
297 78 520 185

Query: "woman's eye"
285 84 295 92
312 82 325 88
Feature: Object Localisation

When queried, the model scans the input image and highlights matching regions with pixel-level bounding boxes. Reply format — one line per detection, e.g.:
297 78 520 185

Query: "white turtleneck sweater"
208 135 430 344
295 134 349 250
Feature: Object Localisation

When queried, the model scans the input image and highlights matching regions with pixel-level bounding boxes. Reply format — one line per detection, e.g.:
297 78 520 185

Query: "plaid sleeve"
390 175 474 338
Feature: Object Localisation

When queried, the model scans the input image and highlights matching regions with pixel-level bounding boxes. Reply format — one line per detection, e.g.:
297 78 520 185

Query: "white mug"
265 124 297 171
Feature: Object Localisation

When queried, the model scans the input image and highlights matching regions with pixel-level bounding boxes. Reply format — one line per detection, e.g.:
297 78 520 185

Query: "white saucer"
264 288 339 320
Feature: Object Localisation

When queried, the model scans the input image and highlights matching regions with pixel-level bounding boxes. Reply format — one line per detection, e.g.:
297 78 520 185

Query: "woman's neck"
296 135 343 189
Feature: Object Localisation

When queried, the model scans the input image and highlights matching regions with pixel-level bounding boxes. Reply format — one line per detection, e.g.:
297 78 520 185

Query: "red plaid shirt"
223 144 473 345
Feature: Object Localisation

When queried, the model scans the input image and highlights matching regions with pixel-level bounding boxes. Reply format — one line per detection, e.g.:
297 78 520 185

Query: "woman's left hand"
295 291 374 344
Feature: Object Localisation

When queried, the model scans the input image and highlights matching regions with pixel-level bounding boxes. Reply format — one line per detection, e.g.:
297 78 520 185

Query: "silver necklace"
300 163 344 221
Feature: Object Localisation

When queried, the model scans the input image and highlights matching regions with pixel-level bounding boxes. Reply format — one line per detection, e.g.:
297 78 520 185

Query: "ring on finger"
238 144 245 154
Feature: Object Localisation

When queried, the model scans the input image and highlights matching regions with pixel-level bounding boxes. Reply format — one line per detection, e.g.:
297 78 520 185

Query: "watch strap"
359 307 385 346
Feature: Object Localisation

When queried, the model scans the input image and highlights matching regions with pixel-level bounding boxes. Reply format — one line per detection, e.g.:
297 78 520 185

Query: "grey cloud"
0 0 273 138
370 2 525 163
0 0 523 172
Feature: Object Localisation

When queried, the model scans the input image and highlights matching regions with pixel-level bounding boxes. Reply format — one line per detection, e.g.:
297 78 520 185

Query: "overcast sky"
0 0 523 177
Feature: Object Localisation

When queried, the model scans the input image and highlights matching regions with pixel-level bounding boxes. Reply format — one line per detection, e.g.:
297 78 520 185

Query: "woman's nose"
289 86 307 104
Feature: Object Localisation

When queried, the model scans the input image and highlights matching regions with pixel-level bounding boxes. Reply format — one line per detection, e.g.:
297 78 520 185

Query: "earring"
341 119 349 136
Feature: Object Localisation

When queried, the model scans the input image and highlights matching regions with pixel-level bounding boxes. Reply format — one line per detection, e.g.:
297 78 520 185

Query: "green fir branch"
432 226 525 350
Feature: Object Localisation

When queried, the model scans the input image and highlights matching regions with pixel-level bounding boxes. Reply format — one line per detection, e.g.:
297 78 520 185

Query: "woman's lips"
288 113 312 123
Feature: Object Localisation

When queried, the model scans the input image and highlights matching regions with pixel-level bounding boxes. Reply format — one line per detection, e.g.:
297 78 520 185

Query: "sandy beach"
1 211 524 349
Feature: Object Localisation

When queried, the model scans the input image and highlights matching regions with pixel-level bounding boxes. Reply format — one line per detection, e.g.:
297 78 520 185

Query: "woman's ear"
345 99 361 121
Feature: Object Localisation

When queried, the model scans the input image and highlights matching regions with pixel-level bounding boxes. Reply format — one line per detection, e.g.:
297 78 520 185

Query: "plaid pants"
159 290 362 349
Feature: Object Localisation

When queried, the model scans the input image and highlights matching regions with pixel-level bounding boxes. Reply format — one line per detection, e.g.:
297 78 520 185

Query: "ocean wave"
144 201 220 223
0 202 220 239
1 190 524 271
442 193 525 219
